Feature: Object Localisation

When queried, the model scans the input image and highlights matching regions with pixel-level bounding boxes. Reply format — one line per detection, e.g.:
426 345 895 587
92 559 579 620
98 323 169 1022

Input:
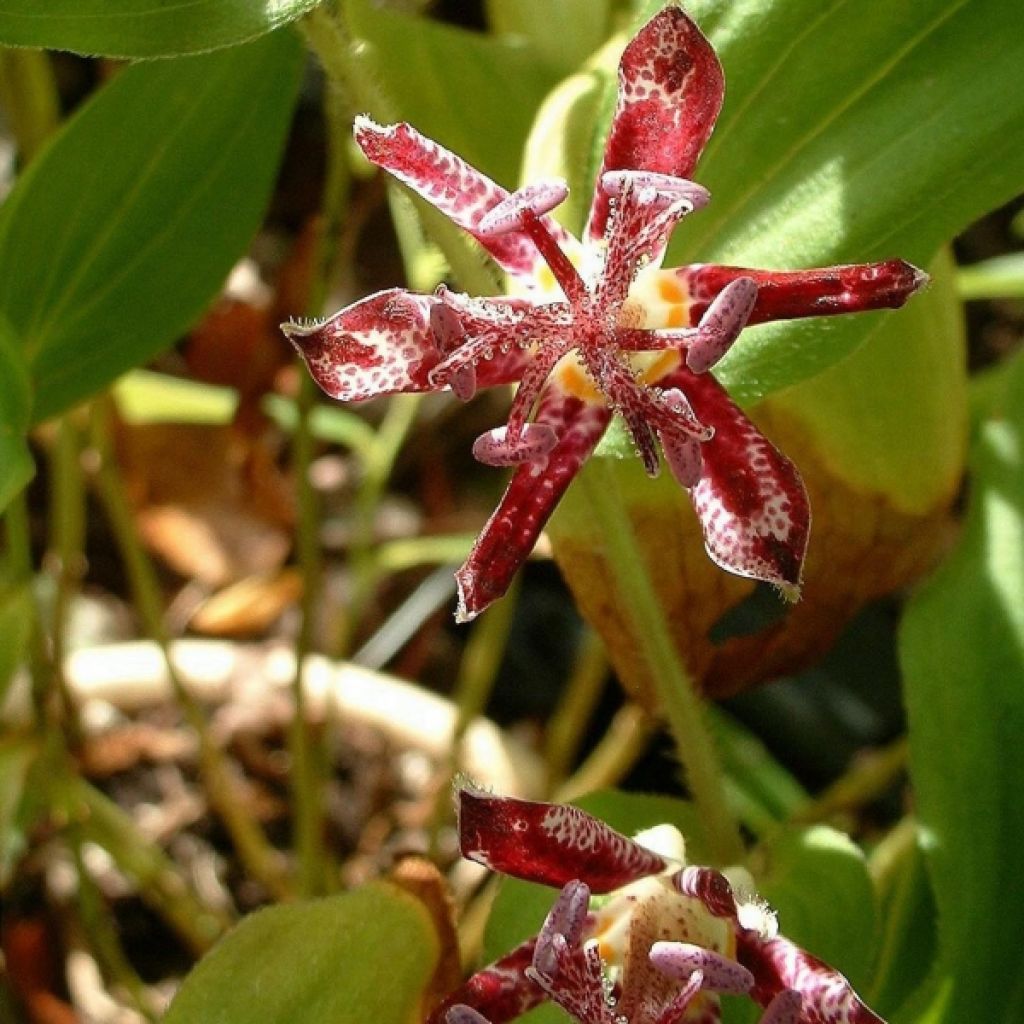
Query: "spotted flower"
284 5 926 621
432 787 884 1024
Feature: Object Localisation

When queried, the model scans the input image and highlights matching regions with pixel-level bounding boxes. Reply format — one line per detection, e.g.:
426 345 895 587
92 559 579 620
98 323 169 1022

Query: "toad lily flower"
432 788 884 1024
283 5 926 621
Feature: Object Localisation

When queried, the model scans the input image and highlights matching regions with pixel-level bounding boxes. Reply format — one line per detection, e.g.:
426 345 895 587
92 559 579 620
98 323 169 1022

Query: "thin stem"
287 83 354 899
0 47 60 162
68 840 159 1021
790 736 909 825
64 776 230 956
332 393 422 658
555 703 656 803
578 460 744 865
88 398 292 901
47 416 86 747
544 628 609 793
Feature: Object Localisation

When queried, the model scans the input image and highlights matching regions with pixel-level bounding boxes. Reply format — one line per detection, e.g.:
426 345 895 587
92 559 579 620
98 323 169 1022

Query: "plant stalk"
578 460 745 865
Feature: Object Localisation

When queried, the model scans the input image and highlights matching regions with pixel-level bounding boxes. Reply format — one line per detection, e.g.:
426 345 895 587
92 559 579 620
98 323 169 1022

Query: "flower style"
283 5 926 621
433 787 885 1024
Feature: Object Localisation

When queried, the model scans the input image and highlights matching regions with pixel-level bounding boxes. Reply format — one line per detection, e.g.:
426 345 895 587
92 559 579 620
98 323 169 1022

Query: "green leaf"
899 347 1024 1024
485 0 611 75
677 0 1024 401
752 825 877 990
0 30 302 423
344 0 560 187
163 882 439 1024
0 1 319 58
0 314 32 511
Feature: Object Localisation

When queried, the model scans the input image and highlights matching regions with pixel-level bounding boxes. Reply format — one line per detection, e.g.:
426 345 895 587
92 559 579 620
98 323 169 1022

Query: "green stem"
790 736 908 825
47 416 86 747
68 839 159 1020
88 399 292 901
0 47 60 162
334 393 422 657
578 460 744 865
544 628 609 793
555 703 656 803
65 776 229 955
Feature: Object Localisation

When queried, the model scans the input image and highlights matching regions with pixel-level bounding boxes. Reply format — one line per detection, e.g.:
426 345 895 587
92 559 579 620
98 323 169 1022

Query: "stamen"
685 276 757 373
446 1006 491 1024
601 170 711 212
429 295 477 400
652 971 703 1024
758 989 803 1024
477 180 570 236
472 423 559 467
660 431 703 488
674 865 738 918
506 341 568 437
649 942 754 996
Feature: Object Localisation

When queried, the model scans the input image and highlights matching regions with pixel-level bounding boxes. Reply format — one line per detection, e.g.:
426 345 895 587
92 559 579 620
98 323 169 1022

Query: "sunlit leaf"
0 0 319 57
343 0 559 186
0 30 302 422
899 348 1024 1024
163 883 439 1024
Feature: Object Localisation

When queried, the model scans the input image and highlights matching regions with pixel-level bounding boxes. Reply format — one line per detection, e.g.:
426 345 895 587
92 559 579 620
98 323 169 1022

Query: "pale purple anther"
649 941 755 996
685 276 758 374
758 989 803 1024
430 292 477 400
446 1005 492 1024
472 423 559 467
477 179 571 237
601 169 711 212
657 387 705 487
543 880 592 950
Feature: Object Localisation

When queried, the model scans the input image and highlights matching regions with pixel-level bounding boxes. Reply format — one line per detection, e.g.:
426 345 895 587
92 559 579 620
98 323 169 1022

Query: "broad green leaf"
867 821 939 1020
0 30 302 423
485 0 611 74
163 882 439 1024
0 314 32 510
899 347 1024 1024
762 248 966 515
0 1 319 58
344 0 560 187
752 825 877 991
682 0 1024 401
546 0 1024 401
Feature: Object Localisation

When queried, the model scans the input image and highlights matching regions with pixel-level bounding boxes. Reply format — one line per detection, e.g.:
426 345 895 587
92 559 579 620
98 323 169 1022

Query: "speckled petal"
456 788 667 892
355 117 576 285
455 389 611 622
427 938 543 1024
667 260 929 326
284 289 529 402
736 934 885 1024
659 367 810 593
587 7 724 243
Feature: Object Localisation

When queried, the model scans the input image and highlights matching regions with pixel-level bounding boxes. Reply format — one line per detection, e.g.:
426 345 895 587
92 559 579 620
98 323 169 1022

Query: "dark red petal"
454 390 611 621
736 933 885 1024
587 7 724 243
354 117 576 285
456 788 667 893
673 260 929 326
427 938 543 1024
283 289 527 401
660 367 810 592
